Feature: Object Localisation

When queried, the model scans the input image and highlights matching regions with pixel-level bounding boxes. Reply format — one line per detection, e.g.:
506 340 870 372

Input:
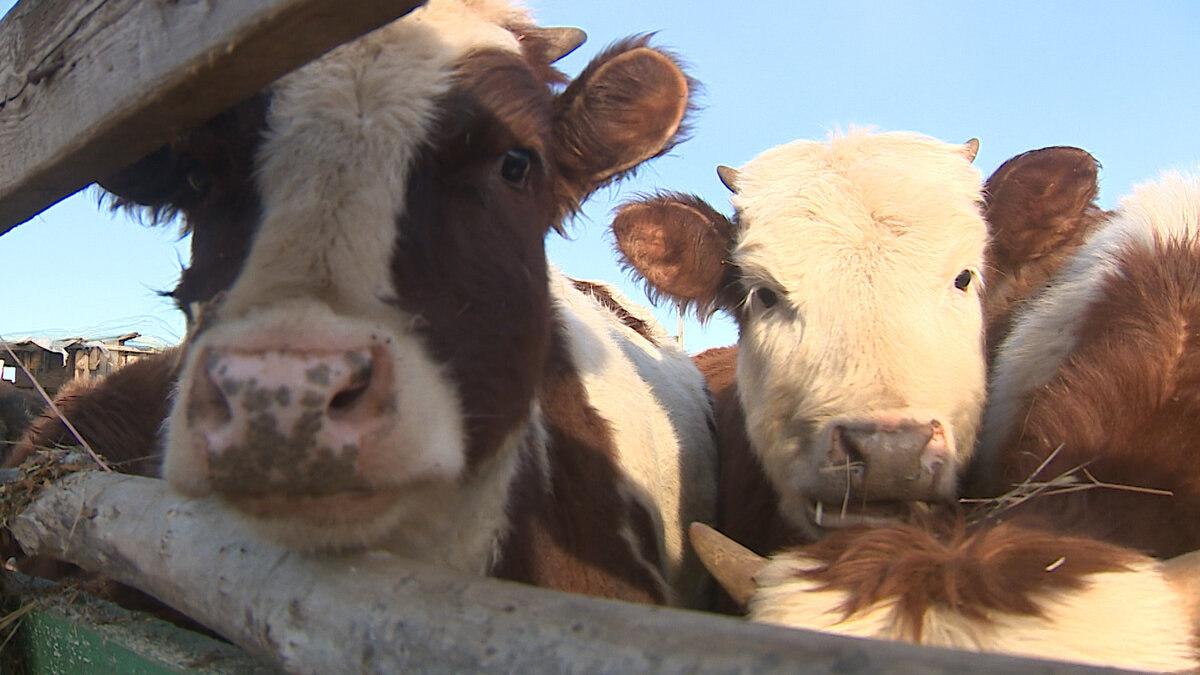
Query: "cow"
685 169 1200 671
612 130 990 562
974 169 1200 559
7 0 718 609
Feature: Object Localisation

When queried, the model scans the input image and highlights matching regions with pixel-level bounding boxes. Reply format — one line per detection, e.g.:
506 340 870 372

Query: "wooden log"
0 0 424 236
8 471 1120 674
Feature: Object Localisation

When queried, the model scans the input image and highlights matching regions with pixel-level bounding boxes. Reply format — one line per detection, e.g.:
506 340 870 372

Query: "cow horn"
716 165 740 193
688 522 766 608
531 27 587 63
962 138 981 163
1160 549 1200 631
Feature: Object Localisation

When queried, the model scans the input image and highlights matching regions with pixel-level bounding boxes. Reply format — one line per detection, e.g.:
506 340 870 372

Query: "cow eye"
500 149 533 186
753 287 779 309
953 269 973 291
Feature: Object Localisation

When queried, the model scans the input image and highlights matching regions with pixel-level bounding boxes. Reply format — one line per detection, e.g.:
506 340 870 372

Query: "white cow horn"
534 27 587 63
716 165 740 193
688 522 766 608
962 138 981 163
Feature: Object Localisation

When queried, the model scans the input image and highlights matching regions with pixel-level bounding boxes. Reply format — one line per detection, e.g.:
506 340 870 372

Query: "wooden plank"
9 471 1129 674
0 0 424 237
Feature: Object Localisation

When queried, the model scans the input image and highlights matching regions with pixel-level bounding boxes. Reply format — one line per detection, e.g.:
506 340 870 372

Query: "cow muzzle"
807 416 955 523
185 345 394 498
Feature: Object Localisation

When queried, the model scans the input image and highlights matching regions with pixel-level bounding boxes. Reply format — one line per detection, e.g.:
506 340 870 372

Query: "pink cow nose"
819 419 952 502
188 346 391 495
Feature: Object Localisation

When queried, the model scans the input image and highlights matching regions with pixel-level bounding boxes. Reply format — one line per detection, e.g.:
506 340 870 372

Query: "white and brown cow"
11 0 718 608
613 130 989 559
976 169 1200 559
688 170 1200 671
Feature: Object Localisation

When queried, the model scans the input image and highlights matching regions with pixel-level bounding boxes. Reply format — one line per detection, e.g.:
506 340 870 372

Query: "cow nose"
825 419 950 501
188 346 391 494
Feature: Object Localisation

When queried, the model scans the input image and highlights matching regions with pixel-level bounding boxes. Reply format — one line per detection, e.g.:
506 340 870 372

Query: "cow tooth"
814 501 824 526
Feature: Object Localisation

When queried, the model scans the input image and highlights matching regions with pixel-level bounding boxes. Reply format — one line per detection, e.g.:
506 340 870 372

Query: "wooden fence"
0 1 1139 672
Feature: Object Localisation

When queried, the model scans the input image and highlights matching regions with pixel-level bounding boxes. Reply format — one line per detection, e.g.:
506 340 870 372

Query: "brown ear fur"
612 192 737 316
554 36 693 190
982 146 1109 353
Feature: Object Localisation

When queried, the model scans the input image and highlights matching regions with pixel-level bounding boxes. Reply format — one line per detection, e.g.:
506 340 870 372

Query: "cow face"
614 131 986 537
100 0 691 552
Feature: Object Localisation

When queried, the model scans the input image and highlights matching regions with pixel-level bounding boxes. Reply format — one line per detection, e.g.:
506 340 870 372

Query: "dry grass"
960 444 1174 522
0 448 100 534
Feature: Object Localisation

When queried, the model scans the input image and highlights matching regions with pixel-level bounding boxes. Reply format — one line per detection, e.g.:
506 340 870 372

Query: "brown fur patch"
391 49 558 467
795 515 1143 641
492 330 667 604
6 349 180 476
990 236 1200 557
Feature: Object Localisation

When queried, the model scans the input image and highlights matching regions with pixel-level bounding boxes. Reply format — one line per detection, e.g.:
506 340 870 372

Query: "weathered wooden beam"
0 0 424 236
9 471 1125 674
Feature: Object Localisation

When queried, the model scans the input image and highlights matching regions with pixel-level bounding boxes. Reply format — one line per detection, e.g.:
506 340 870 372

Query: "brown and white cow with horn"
9 0 718 609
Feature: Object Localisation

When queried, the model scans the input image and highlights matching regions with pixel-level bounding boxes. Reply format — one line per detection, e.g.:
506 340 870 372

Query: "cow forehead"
217 0 530 320
731 133 986 292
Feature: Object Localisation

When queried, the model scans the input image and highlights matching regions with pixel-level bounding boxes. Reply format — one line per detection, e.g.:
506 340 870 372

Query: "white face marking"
728 131 988 531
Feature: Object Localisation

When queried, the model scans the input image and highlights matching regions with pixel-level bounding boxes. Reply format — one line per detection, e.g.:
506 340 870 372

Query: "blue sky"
3 1 1199 354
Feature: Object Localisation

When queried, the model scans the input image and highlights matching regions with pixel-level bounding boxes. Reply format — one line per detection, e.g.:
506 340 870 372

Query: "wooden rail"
10 472 1133 674
0 0 423 236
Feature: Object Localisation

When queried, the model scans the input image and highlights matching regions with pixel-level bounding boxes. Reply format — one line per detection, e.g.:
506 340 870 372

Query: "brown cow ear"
555 36 691 190
982 146 1106 352
985 146 1102 268
612 192 737 317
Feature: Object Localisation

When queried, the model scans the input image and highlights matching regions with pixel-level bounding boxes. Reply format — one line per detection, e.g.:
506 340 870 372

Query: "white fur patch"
728 130 988 533
750 551 1199 672
551 270 718 608
979 171 1200 477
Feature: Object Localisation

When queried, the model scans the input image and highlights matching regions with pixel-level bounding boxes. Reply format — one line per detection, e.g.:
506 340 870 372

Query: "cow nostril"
828 425 867 479
190 349 233 425
328 355 374 415
329 382 368 412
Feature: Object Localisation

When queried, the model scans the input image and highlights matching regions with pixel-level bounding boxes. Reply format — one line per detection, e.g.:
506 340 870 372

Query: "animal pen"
0 1 1131 672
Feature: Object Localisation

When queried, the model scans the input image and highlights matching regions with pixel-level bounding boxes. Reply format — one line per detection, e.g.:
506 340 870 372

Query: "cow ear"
985 146 1102 268
554 36 691 190
612 192 736 317
982 146 1106 351
98 145 195 216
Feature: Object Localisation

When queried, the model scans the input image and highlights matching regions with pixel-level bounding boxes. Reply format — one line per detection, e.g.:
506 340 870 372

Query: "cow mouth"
225 489 399 523
806 498 932 530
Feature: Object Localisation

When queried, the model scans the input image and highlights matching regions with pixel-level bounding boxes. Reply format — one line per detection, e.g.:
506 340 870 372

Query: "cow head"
613 131 986 538
99 0 692 553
